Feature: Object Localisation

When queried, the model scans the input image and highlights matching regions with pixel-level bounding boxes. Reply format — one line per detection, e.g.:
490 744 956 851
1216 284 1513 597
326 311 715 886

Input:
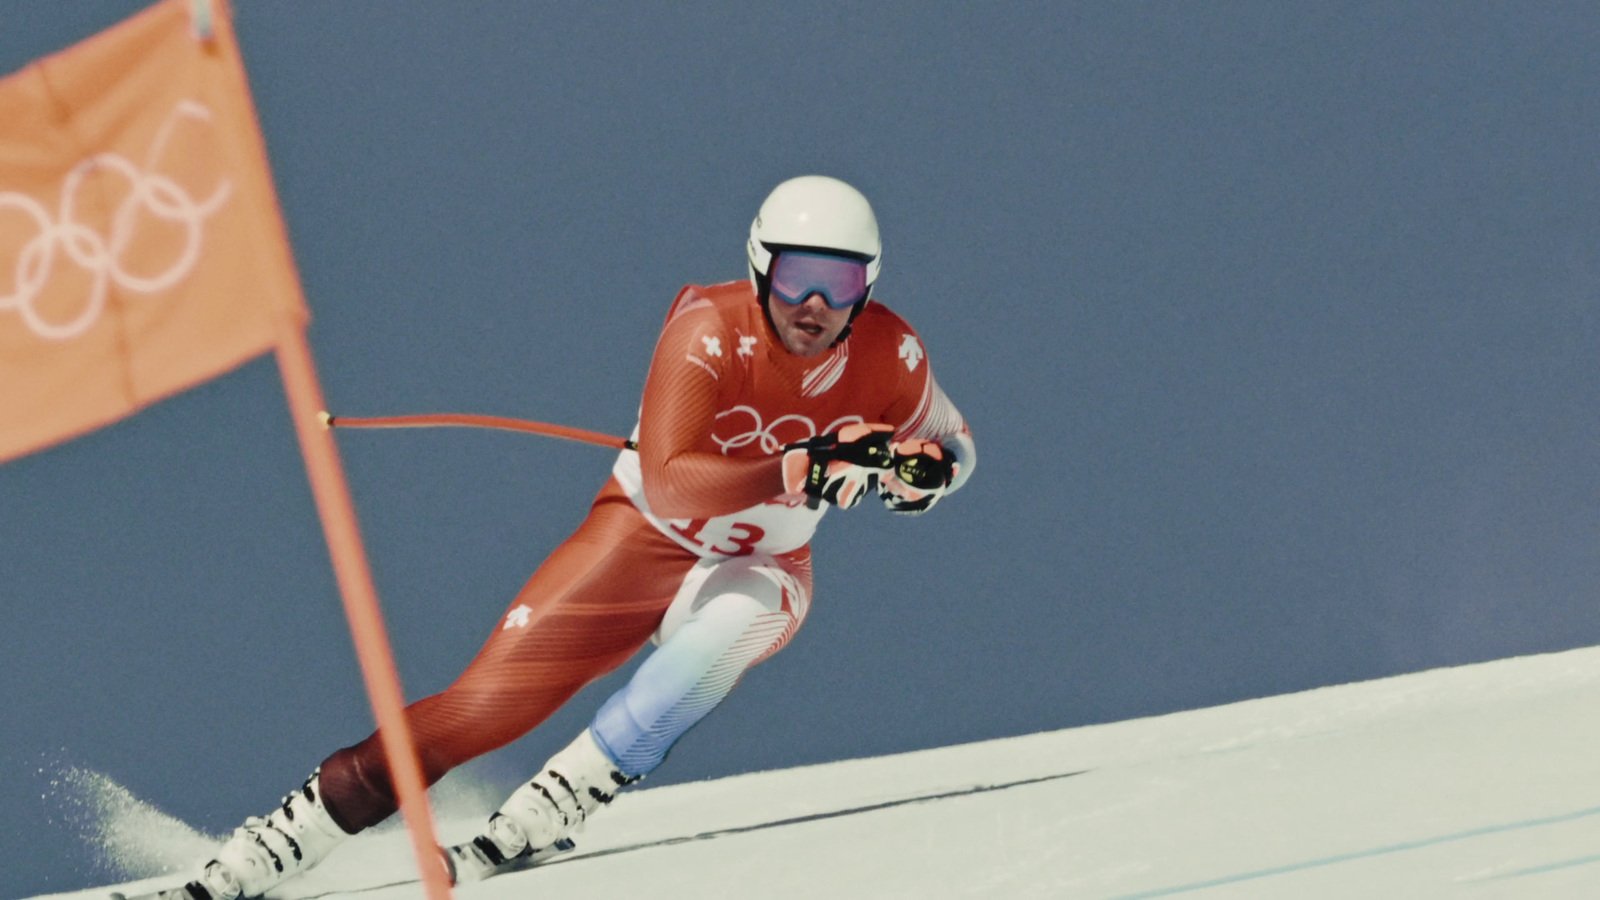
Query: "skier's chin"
767 293 849 357
781 323 834 357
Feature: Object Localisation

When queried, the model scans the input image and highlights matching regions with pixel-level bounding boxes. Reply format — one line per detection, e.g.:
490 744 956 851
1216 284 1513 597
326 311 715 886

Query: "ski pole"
320 411 637 451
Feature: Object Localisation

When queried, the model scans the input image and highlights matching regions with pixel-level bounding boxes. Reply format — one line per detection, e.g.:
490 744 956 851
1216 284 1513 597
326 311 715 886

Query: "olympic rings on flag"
0 101 232 341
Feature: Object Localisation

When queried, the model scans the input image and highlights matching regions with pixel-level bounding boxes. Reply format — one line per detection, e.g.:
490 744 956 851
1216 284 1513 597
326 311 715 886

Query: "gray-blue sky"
5 3 1600 896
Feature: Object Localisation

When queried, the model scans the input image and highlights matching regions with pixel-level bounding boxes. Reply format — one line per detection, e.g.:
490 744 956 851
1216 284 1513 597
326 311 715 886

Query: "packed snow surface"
33 645 1600 899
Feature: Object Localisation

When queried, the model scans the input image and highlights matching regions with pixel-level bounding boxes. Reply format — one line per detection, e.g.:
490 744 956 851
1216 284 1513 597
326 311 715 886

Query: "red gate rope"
322 411 635 451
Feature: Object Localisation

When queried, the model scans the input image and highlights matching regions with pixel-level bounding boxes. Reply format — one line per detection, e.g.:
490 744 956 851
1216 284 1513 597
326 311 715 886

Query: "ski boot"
443 729 636 884
116 770 351 900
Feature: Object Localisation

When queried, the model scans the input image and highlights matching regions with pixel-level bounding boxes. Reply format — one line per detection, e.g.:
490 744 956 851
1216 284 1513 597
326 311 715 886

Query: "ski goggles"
769 250 870 310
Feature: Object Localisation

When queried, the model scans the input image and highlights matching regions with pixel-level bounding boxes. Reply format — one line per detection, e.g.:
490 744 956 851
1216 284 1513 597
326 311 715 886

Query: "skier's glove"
782 423 896 509
879 438 959 515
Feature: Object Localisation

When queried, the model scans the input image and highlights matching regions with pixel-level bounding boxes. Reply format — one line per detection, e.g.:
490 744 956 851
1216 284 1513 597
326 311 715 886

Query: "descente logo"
898 334 924 372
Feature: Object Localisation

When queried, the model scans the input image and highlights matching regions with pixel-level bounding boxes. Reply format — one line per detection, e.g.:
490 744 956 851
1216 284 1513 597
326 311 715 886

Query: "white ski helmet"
747 175 881 292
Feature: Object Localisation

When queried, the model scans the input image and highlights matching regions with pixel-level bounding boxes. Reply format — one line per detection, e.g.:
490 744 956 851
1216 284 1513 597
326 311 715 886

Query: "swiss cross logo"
702 336 723 357
503 604 533 630
898 334 923 372
737 333 758 358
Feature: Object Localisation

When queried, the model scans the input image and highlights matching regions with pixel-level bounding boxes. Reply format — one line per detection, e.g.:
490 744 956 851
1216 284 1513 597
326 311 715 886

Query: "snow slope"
33 645 1600 899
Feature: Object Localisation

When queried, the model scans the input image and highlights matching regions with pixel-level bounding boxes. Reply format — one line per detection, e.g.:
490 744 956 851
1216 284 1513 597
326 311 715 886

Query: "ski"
108 885 206 900
443 834 577 885
107 769 1089 900
104 836 578 900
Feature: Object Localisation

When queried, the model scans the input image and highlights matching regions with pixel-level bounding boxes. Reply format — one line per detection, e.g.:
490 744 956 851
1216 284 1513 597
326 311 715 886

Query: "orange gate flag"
2 6 455 900
0 0 305 464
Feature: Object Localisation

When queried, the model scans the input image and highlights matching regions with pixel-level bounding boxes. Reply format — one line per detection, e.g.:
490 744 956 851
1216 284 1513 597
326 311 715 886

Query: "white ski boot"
444 729 637 884
178 770 349 900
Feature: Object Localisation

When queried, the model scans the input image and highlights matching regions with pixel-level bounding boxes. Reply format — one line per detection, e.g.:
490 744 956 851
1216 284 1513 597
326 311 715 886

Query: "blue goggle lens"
770 251 870 310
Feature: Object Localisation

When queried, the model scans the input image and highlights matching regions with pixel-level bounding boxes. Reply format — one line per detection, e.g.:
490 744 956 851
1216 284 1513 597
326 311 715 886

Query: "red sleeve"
637 304 785 519
875 323 935 432
881 360 930 434
876 319 977 491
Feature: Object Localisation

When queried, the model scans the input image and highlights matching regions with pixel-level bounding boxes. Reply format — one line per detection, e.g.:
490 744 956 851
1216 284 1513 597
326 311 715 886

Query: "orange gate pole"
275 321 452 900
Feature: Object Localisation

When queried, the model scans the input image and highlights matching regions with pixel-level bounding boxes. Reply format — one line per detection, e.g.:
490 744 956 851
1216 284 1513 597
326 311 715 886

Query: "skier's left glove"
879 438 959 515
782 423 896 509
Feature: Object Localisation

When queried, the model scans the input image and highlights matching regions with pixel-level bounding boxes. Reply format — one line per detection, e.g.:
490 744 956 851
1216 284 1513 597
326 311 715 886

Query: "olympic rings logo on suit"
0 101 232 341
711 406 865 455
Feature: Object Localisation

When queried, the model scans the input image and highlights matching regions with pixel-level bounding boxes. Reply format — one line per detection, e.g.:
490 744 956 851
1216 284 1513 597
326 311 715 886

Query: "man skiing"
163 175 976 899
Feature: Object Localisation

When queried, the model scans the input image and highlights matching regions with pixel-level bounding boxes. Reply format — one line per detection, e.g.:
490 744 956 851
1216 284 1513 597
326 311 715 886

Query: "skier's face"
766 289 852 357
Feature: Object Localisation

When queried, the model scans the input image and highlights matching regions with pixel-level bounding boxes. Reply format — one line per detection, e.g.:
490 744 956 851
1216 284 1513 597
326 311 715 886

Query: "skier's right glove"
782 423 896 509
879 438 959 515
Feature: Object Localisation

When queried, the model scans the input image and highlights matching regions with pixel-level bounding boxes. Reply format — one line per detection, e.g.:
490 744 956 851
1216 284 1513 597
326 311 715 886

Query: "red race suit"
317 280 974 831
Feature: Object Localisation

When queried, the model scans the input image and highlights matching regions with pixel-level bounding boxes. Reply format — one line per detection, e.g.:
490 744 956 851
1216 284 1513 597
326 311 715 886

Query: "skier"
162 175 975 899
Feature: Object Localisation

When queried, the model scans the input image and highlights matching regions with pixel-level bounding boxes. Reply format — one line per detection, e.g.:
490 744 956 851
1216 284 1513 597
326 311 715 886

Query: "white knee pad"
654 552 807 647
588 554 811 779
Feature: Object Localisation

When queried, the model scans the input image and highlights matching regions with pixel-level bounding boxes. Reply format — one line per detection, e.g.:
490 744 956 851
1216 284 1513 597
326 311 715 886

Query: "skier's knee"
655 553 793 645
